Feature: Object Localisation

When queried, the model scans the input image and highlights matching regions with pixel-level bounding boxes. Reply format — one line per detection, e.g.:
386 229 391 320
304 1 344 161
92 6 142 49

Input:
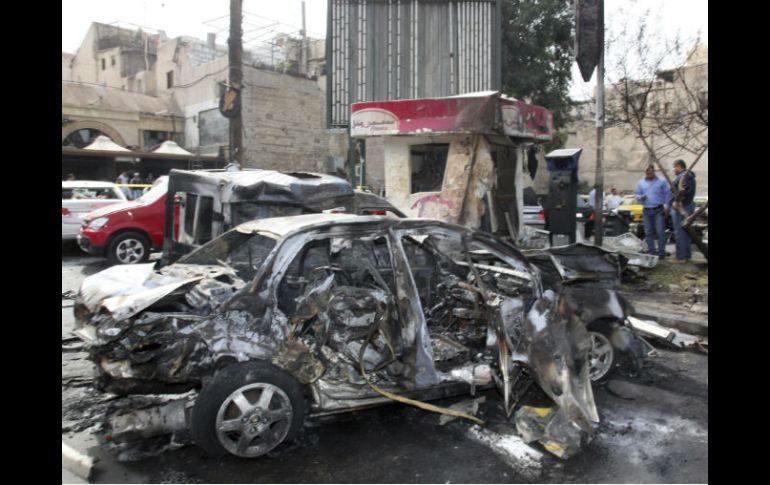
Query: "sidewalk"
620 290 708 337
621 243 708 337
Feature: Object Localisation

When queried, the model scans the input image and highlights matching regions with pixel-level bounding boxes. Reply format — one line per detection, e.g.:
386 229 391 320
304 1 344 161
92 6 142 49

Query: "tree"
603 8 708 259
500 0 575 137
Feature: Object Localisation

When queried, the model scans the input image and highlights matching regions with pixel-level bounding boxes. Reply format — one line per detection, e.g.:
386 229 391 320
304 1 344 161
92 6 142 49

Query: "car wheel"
107 231 150 265
191 361 306 458
586 319 617 383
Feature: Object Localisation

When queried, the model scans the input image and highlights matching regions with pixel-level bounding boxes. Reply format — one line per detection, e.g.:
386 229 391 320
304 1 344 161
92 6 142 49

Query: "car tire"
586 319 618 384
191 361 306 458
107 231 150 265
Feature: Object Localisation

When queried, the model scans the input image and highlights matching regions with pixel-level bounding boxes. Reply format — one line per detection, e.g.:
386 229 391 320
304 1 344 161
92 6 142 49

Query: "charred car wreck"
74 213 640 460
162 168 404 265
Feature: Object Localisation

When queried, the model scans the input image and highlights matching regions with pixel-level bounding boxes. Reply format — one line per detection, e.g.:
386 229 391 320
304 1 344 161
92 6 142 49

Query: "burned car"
74 213 636 459
162 168 404 266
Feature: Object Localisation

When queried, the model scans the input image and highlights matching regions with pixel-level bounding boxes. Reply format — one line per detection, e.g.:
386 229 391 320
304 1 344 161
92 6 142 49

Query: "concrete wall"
563 119 708 196
240 67 328 172
95 47 124 89
71 25 99 84
62 53 74 81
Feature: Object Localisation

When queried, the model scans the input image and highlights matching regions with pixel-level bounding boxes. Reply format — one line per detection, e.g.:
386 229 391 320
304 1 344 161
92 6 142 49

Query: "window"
410 144 449 193
181 193 214 245
198 108 228 146
277 236 395 315
142 130 170 151
183 230 277 281
63 128 104 148
101 59 105 70
64 187 122 200
137 79 142 93
111 56 116 66
166 71 174 89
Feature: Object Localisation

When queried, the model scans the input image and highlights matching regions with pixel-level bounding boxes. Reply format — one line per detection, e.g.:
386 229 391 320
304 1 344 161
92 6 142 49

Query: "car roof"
62 181 120 188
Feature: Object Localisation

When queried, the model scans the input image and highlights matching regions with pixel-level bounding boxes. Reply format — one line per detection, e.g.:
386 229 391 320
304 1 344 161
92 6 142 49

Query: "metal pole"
229 0 243 167
325 0 333 128
593 41 605 246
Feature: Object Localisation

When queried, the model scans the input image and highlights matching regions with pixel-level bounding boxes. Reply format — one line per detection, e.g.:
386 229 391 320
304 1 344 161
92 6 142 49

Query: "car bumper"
77 234 104 256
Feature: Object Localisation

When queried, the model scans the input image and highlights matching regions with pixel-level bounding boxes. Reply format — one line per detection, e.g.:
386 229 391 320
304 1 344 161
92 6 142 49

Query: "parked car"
615 195 643 223
79 169 405 266
62 181 126 241
74 213 640 460
78 176 172 265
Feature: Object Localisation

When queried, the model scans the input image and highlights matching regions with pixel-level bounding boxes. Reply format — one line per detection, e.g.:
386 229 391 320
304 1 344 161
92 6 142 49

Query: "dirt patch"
622 259 708 307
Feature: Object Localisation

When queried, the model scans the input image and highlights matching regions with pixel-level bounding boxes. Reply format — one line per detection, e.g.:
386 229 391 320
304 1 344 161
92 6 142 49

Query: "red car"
78 177 175 265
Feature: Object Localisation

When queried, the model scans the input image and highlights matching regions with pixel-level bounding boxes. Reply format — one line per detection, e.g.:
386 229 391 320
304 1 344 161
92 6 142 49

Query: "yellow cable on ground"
358 358 485 426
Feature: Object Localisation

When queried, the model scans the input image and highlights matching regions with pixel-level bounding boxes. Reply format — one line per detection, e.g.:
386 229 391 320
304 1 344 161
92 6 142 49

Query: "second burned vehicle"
74 214 640 459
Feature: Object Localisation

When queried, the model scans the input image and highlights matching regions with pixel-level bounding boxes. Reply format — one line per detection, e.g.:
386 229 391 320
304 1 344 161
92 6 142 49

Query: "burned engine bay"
74 215 633 459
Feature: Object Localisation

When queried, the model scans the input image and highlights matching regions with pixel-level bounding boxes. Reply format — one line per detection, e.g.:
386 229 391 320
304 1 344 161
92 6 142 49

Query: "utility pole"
593 47 605 246
575 0 605 246
229 0 244 166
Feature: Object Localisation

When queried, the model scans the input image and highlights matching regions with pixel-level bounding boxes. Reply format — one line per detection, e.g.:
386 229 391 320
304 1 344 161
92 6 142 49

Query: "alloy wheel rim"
215 383 293 457
116 238 145 264
588 332 614 381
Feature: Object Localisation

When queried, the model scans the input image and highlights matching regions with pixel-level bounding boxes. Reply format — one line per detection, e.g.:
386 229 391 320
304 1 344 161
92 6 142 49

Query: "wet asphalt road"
62 242 708 483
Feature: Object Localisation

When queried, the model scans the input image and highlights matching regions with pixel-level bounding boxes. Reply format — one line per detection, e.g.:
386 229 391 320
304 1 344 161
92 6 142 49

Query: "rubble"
439 396 486 425
626 316 708 353
62 442 94 480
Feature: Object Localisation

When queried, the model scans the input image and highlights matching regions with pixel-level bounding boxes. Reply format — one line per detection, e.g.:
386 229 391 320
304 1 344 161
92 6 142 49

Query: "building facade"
63 22 330 172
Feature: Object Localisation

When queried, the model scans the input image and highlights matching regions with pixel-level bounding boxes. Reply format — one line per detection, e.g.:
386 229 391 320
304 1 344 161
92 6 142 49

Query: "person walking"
666 159 697 263
634 164 670 258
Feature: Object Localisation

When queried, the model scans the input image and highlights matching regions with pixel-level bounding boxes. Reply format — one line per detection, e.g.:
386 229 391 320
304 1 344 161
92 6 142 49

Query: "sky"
62 0 707 100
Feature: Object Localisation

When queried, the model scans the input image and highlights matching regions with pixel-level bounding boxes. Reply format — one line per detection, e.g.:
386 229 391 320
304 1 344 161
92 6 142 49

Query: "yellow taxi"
616 195 643 222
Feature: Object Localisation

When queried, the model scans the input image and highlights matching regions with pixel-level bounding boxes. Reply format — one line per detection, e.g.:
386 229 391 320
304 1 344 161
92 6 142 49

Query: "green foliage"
500 0 575 130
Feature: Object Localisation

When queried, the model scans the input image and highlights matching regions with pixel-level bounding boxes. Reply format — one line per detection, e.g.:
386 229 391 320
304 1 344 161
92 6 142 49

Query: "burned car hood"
75 263 246 343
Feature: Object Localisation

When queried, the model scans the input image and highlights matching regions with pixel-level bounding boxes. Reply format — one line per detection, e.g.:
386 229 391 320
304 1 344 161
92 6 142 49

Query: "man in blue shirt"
634 164 670 258
666 159 697 263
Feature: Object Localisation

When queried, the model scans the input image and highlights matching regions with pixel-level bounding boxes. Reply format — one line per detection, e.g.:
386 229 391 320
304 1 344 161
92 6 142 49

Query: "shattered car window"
277 236 396 316
181 230 277 281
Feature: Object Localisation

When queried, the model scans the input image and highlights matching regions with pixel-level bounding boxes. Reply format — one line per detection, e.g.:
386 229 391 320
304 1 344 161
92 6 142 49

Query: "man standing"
667 159 697 263
587 187 596 209
634 165 670 258
129 172 143 200
116 171 131 199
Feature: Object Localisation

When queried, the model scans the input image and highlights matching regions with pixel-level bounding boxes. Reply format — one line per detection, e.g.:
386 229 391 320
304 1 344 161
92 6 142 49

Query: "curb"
62 442 93 482
630 308 708 338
